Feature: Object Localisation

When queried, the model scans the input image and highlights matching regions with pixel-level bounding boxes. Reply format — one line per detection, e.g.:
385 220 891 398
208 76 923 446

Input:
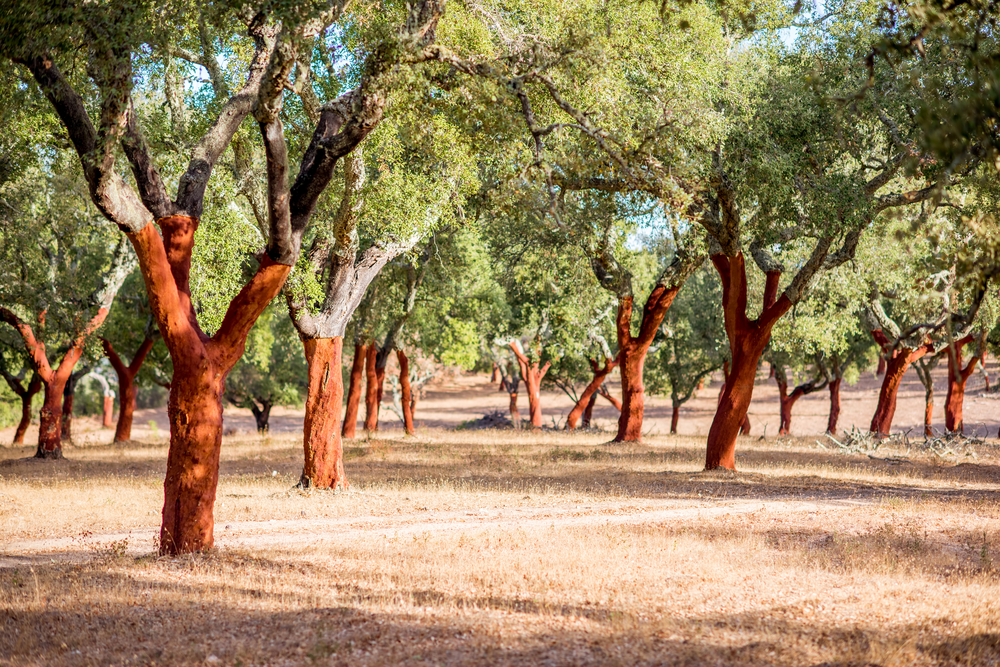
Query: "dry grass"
2 429 1000 666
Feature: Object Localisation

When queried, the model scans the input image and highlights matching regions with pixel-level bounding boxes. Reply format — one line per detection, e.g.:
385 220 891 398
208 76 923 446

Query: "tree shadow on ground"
1 552 996 667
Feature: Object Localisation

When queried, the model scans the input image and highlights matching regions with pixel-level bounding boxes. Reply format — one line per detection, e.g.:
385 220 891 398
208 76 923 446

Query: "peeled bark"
869 330 932 435
827 377 842 435
613 284 682 442
914 359 936 437
130 218 291 555
876 356 886 376
299 337 348 489
566 356 618 430
706 254 791 469
1 306 113 458
945 335 980 434
103 336 155 443
773 365 827 436
61 377 77 443
924 388 934 437
342 342 367 438
509 342 550 428
102 396 114 428
670 402 680 434
1 371 42 446
398 349 415 435
364 344 379 433
503 374 521 429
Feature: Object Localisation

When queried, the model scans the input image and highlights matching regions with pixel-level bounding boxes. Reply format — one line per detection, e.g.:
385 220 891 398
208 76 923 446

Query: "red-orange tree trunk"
300 337 348 489
670 402 680 434
509 343 550 428
130 217 290 554
364 344 379 433
2 372 41 445
103 336 155 443
566 357 617 430
613 284 683 442
869 330 932 435
398 349 415 435
1 307 111 458
342 342 367 439
706 254 791 469
945 335 980 434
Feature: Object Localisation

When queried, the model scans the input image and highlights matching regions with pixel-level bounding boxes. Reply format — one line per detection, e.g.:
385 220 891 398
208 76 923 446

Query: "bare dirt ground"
1 366 1000 666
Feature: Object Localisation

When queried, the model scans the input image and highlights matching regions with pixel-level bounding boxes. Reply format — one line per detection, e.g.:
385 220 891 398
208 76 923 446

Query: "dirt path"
0 496 871 567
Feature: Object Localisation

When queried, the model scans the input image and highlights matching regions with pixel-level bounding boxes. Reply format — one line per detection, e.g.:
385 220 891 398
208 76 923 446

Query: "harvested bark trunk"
597 384 622 411
398 349 415 435
566 356 618 430
342 342 367 438
705 254 791 469
364 344 379 433
299 337 347 489
581 392 598 427
612 284 683 442
869 330 932 435
773 364 827 436
0 367 42 445
945 335 980 434
103 336 155 443
509 342 550 428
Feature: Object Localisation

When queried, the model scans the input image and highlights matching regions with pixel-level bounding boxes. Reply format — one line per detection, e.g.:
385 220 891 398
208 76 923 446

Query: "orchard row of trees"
0 0 997 554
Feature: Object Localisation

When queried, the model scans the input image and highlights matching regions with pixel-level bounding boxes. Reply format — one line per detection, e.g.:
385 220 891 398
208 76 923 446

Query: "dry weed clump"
2 430 1000 666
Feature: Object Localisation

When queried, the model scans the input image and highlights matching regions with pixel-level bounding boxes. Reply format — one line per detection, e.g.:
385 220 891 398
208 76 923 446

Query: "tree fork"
566 356 617 430
103 336 155 443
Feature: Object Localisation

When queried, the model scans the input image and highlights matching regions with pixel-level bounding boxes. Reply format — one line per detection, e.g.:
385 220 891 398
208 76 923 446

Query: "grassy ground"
2 429 1000 666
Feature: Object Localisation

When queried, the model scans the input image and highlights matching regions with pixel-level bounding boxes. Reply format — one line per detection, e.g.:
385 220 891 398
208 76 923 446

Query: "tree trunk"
250 400 272 433
299 337 348 489
364 343 379 433
12 374 41 445
869 330 931 435
876 355 886 376
705 254 790 470
342 342 367 439
612 282 684 443
504 375 521 429
509 342 550 428
36 376 68 458
774 365 825 436
566 357 617 429
398 349 415 436
945 335 979 434
924 385 934 437
103 337 155 443
598 384 622 411
670 401 680 434
61 375 78 444
827 377 842 435
102 396 114 428
581 392 597 428
130 217 292 555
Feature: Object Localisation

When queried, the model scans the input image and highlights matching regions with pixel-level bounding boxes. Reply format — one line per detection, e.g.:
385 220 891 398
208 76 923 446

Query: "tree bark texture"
613 284 682 442
670 402 680 434
299 337 348 489
398 349 415 435
869 330 931 435
503 374 521 429
598 384 622 411
130 217 291 555
103 336 155 443
945 335 980 434
342 342 367 438
364 344 379 433
706 254 791 469
566 356 618 430
509 342 550 428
